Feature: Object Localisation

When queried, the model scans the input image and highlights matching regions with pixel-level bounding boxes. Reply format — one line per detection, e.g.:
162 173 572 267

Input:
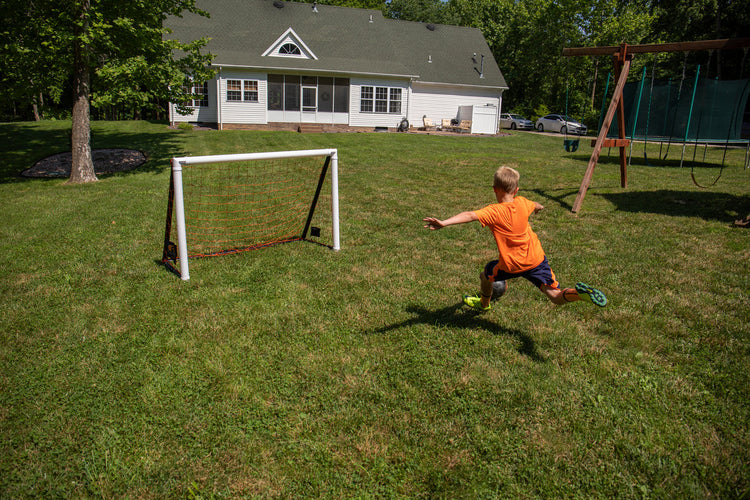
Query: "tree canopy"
1 0 747 143
381 0 749 121
2 0 215 181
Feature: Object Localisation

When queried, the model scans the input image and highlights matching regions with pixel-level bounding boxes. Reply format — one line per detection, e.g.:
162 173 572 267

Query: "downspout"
407 78 414 128
216 67 223 130
496 89 504 134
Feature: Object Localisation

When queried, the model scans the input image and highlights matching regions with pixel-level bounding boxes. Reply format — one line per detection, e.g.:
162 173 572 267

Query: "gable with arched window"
262 27 318 60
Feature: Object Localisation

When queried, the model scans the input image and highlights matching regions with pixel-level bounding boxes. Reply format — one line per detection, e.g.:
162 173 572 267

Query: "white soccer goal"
162 148 339 280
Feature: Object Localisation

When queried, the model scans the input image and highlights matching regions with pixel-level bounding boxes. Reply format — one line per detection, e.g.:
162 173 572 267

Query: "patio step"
298 124 325 133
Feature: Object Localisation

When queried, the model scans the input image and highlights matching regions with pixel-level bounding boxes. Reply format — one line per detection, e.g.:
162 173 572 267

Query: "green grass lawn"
1 120 748 498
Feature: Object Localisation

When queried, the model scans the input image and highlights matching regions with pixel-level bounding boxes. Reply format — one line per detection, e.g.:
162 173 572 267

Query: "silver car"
535 114 587 135
499 113 534 130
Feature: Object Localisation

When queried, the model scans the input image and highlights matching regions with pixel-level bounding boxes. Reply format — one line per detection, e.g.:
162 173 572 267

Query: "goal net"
162 149 339 280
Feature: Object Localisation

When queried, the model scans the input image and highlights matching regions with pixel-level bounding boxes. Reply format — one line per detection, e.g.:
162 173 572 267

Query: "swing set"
561 38 750 213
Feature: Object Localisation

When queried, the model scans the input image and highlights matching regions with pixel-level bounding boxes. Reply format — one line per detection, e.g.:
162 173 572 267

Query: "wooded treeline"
381 0 749 124
2 0 748 125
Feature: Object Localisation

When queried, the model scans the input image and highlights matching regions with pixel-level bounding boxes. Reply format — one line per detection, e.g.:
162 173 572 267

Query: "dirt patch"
22 148 146 178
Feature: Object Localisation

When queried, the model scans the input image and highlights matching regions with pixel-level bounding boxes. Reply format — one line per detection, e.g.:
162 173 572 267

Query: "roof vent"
273 1 284 8
426 24 436 31
312 1 318 12
369 14 373 23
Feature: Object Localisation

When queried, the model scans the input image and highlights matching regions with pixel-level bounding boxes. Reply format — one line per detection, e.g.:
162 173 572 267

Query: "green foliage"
0 0 72 111
297 0 388 10
0 121 749 496
0 0 214 120
383 0 746 118
532 103 550 122
650 0 750 79
84 1 216 113
444 0 657 114
2 0 747 122
387 0 450 23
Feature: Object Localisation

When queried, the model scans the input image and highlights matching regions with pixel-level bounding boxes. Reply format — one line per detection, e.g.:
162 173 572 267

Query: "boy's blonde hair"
493 166 520 193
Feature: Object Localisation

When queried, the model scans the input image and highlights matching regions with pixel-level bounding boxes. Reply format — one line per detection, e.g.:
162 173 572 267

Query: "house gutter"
414 80 509 91
211 63 508 90
212 62 419 80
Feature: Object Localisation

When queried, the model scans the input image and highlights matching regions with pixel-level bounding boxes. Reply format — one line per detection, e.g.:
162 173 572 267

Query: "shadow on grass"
369 302 545 362
529 188 579 212
528 184 748 223
0 121 185 183
601 189 750 223
566 145 740 169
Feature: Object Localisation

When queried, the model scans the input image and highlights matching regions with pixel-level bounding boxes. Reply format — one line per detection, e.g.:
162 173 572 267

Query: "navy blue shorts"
484 256 559 290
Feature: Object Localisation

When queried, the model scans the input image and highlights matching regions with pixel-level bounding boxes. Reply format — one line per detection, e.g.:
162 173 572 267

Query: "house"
166 0 508 133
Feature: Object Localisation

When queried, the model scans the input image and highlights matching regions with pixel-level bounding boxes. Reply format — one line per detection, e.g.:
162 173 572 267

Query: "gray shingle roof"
166 0 507 89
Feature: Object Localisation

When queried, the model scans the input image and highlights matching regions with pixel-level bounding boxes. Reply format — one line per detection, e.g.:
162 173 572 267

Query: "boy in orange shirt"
423 165 607 311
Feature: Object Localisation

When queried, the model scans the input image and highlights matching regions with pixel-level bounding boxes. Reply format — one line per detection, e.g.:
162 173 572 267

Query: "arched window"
279 43 301 55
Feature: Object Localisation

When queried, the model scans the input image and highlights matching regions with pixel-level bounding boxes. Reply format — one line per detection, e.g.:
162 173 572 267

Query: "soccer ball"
491 280 507 300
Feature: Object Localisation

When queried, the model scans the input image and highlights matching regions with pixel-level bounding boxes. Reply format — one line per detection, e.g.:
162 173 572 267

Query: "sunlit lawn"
0 120 748 497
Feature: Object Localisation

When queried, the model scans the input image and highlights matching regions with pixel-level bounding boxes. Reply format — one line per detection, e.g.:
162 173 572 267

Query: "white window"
360 87 374 112
183 81 208 107
389 88 402 113
360 85 402 114
279 43 301 55
226 80 259 102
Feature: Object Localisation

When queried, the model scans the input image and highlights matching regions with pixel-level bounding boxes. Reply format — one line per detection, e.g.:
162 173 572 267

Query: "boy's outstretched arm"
423 211 478 230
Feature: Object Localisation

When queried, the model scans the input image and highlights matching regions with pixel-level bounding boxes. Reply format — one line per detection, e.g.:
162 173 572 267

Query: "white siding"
349 77 409 128
169 80 218 124
169 74 503 131
217 70 267 125
409 82 502 129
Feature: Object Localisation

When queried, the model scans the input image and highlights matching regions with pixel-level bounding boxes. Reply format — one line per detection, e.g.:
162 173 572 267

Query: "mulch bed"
21 148 146 178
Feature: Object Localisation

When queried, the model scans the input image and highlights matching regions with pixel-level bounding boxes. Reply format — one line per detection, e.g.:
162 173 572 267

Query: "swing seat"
564 139 580 152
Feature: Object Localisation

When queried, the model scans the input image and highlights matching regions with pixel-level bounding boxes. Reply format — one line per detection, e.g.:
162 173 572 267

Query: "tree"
445 0 655 119
386 0 449 23
0 0 71 121
650 0 750 79
2 0 214 183
294 0 388 11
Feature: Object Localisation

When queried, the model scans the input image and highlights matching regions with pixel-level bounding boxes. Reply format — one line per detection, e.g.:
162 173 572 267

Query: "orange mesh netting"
172 155 333 258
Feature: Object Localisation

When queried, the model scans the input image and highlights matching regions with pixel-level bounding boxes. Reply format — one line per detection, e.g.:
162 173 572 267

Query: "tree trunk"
68 0 97 184
31 87 42 121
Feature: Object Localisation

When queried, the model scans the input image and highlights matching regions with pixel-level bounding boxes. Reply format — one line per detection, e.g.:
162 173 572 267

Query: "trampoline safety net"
609 78 750 144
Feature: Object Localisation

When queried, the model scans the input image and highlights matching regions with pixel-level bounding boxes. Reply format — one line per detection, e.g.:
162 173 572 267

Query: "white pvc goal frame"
163 148 339 280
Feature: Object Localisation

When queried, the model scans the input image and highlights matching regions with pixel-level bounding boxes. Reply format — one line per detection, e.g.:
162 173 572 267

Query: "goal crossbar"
163 148 339 280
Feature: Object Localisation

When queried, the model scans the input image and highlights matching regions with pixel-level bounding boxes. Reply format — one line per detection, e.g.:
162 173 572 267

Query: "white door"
302 86 317 123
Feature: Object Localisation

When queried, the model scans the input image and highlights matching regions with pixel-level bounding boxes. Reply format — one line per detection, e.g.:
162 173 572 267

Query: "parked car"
499 113 534 130
535 114 587 135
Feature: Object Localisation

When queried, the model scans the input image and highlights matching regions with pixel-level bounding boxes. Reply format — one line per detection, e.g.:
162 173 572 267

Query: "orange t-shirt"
473 196 545 273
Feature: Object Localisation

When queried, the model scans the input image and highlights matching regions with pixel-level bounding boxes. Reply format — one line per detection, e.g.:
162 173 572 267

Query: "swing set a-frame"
562 38 750 213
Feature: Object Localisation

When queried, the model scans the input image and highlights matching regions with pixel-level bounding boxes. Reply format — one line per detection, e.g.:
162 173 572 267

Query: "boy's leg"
463 263 501 311
574 282 608 307
522 257 606 307
480 271 494 307
542 283 607 307
541 285 573 304
463 271 493 311
522 257 563 303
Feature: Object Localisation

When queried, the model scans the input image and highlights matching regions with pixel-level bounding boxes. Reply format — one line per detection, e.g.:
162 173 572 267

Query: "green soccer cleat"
575 282 607 307
463 294 491 311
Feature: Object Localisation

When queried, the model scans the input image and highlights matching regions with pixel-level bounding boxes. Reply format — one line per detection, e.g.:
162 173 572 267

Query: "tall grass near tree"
0 120 748 497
